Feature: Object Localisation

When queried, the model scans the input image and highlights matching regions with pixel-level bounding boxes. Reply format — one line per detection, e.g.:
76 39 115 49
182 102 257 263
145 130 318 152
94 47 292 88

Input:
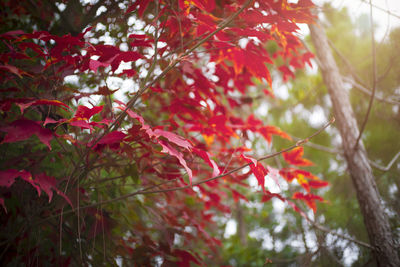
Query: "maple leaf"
0 169 41 197
296 174 310 192
0 169 31 188
128 34 152 48
193 148 220 177
153 129 192 150
282 147 313 166
302 52 314 67
111 51 143 71
245 115 291 143
279 168 319 182
74 105 103 120
258 125 291 143
97 131 127 145
266 165 281 189
95 86 118 96
0 64 25 78
16 99 70 113
208 114 236 138
126 0 151 17
116 104 154 137
174 249 201 267
279 168 327 192
69 120 94 130
158 140 193 185
34 173 72 206
120 69 137 77
231 189 248 202
0 119 53 149
89 59 109 72
293 192 324 213
308 180 329 189
241 154 268 193
34 173 57 202
0 30 25 39
279 65 295 82
286 199 309 219
0 170 72 207
261 190 286 202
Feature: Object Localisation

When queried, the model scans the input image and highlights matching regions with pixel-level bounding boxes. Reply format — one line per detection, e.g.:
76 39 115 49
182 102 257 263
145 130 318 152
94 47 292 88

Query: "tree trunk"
236 202 247 246
309 22 400 267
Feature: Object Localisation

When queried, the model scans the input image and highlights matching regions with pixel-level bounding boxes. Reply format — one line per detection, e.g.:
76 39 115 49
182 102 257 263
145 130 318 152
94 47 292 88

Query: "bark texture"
309 22 400 267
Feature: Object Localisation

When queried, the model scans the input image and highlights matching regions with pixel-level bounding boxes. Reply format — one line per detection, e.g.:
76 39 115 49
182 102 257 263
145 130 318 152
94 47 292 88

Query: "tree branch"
342 76 400 105
296 204 374 249
289 134 340 154
360 0 400 20
369 151 400 172
311 220 374 249
354 0 377 150
40 117 335 223
327 38 368 90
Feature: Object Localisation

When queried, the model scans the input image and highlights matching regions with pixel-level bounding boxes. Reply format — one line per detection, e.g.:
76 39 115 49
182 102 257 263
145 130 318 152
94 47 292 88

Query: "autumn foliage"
0 0 328 265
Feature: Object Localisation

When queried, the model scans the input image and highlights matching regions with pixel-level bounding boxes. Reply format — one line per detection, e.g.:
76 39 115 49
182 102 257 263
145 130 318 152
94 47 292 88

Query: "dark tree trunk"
309 22 400 267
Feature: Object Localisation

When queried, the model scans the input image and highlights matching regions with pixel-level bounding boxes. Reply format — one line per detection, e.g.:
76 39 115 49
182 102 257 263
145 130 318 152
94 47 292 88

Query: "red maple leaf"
5 99 71 114
282 147 313 166
258 125 291 143
0 119 53 149
231 189 248 202
74 105 103 120
293 192 324 213
153 129 192 150
193 148 220 177
97 131 127 145
174 249 201 267
241 154 268 193
89 59 109 72
158 140 193 185
34 173 72 206
308 180 329 189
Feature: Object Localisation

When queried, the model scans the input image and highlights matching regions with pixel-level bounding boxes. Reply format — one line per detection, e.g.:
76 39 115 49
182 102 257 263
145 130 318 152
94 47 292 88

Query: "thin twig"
326 38 367 90
369 151 400 172
291 133 399 172
354 0 377 151
289 134 340 154
311 220 373 249
360 0 400 20
342 76 400 105
296 204 374 249
77 173 82 260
